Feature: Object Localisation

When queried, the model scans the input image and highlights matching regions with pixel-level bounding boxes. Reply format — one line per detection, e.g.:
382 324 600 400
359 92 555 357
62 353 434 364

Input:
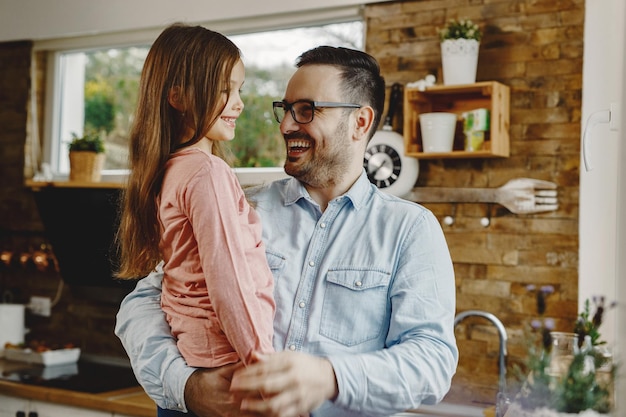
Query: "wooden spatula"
407 178 558 214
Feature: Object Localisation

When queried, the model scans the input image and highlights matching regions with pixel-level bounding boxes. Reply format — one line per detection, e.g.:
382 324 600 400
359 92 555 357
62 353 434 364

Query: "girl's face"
206 59 245 142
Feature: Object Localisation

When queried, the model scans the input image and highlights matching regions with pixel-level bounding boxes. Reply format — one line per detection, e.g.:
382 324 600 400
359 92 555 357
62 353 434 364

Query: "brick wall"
0 0 583 407
365 0 582 407
0 41 39 232
0 41 127 358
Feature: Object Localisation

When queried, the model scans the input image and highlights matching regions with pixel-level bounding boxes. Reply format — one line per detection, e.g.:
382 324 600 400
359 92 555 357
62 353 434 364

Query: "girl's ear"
168 86 184 111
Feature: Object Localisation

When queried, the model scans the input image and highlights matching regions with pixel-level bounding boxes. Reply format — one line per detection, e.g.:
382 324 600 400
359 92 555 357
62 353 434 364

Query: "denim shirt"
115 171 458 417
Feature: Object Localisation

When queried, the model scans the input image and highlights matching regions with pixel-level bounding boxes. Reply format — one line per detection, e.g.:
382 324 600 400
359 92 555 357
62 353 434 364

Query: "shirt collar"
283 170 373 211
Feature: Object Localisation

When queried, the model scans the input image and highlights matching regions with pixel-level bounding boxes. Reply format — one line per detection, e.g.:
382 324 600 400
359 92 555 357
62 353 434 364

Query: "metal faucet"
454 310 509 417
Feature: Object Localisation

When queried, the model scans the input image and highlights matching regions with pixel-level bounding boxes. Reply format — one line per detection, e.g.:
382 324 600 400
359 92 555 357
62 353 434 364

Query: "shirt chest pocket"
266 251 286 275
320 268 391 346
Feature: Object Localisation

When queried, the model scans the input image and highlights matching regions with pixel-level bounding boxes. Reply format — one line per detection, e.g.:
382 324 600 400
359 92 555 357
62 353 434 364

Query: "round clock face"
364 143 402 188
364 131 419 198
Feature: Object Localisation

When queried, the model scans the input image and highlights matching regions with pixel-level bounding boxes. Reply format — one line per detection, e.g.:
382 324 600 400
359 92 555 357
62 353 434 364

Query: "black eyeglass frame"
272 100 362 124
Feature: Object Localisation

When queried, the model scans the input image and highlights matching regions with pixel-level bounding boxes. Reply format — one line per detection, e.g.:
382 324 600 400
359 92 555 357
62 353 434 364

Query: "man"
115 46 458 417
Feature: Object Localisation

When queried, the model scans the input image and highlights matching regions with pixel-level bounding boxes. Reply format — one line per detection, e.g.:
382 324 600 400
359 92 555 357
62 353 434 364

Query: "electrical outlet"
29 296 51 317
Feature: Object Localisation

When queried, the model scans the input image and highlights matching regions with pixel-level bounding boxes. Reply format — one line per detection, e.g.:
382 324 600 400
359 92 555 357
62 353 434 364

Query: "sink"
393 310 506 417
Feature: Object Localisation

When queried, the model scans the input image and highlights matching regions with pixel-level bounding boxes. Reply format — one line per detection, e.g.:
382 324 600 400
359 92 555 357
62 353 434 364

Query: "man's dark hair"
296 46 386 139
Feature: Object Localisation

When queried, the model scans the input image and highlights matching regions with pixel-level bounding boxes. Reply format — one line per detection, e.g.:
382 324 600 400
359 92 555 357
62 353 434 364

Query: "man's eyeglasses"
272 100 362 124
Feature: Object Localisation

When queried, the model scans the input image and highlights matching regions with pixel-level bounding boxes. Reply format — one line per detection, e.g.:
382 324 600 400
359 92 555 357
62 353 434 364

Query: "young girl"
116 23 275 376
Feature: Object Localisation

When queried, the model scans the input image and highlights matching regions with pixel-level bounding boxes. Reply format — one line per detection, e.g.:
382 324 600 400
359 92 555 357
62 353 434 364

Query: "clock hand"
370 159 388 175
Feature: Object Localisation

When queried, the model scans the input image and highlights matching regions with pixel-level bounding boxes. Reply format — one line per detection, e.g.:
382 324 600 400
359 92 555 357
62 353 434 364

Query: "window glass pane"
52 21 363 174
228 21 363 168
54 47 148 173
85 47 148 170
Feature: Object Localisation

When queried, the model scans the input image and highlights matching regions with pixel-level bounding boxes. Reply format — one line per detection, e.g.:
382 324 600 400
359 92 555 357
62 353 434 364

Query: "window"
39 20 363 184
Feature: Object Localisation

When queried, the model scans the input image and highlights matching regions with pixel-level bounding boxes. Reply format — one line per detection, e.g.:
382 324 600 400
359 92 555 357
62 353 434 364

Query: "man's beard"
284 119 351 188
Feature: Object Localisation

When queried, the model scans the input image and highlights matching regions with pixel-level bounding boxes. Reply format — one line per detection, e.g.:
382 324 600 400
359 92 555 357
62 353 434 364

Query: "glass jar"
547 331 579 377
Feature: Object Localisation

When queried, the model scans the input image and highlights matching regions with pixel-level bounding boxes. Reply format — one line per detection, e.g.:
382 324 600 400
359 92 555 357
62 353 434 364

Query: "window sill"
25 167 288 190
25 179 124 190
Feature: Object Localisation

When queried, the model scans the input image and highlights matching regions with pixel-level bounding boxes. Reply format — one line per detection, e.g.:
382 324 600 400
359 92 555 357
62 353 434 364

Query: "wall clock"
364 83 419 198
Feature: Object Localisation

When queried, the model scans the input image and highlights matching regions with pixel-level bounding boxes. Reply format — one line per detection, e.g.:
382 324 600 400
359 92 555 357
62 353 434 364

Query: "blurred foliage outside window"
74 21 363 171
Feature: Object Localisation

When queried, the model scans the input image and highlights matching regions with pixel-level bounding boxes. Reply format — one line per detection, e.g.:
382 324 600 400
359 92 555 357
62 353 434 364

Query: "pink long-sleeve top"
158 147 275 368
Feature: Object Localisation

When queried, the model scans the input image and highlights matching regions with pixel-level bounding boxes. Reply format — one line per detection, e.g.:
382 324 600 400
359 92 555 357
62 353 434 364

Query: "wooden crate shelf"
403 81 510 159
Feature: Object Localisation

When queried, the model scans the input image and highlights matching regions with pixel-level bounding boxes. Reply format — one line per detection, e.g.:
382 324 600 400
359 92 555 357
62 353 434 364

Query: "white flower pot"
441 38 480 85
419 112 457 152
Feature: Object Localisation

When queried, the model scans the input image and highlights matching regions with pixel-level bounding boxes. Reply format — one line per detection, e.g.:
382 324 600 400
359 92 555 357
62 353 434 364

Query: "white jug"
0 303 25 357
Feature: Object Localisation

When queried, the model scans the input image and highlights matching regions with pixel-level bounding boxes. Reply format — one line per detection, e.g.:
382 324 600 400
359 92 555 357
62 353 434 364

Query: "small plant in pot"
437 18 482 86
438 18 482 42
68 130 106 182
506 289 617 417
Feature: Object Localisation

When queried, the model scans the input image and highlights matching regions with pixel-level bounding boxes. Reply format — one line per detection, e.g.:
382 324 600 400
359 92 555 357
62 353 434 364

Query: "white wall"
0 0 388 42
580 0 625 350
616 6 626 409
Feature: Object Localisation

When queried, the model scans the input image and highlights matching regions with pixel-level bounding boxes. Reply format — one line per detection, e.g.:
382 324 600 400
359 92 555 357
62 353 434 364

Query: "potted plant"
68 130 106 182
437 18 482 85
505 288 616 417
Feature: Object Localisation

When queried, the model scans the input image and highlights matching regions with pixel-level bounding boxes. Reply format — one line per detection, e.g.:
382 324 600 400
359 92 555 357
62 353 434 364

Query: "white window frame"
35 6 364 186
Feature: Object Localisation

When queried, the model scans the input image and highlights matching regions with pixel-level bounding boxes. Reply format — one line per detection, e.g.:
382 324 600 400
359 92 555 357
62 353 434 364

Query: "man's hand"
229 351 338 417
184 363 244 417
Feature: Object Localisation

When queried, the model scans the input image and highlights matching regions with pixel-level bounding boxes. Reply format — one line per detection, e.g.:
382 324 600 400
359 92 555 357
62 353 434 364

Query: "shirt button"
355 281 363 287
309 260 315 267
289 344 296 351
299 301 306 308
320 222 326 228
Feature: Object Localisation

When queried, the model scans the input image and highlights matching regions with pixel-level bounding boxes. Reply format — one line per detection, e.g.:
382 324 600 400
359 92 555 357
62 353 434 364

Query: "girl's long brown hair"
116 23 240 279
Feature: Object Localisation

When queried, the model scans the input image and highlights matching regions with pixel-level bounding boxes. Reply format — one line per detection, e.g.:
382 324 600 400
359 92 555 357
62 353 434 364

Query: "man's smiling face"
278 65 354 188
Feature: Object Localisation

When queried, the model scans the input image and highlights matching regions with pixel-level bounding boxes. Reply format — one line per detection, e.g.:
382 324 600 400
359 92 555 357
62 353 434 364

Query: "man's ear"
168 86 184 111
353 106 376 142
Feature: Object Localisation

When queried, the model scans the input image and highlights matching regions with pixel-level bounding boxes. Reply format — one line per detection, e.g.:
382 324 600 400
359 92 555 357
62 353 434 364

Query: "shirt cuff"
326 354 365 411
162 357 197 412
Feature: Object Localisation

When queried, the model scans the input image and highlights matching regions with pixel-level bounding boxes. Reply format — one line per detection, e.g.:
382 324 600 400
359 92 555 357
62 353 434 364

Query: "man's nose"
280 110 300 133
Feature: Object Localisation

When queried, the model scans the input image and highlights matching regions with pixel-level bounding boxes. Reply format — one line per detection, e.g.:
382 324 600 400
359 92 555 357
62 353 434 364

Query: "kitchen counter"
0 358 491 417
0 374 494 417
0 379 155 416
0 358 155 417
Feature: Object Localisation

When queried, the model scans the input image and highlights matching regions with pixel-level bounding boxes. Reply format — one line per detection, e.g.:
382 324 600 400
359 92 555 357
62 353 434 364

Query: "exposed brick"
527 58 583 77
461 279 512 297
367 4 582 405
0 40 128 359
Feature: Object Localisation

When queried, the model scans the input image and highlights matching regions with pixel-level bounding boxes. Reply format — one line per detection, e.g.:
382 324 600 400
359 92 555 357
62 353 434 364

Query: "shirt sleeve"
327 209 459 415
114 270 195 412
183 163 275 364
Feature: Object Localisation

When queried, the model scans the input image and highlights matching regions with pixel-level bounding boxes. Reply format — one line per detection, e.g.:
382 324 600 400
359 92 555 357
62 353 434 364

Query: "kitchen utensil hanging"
407 178 558 214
